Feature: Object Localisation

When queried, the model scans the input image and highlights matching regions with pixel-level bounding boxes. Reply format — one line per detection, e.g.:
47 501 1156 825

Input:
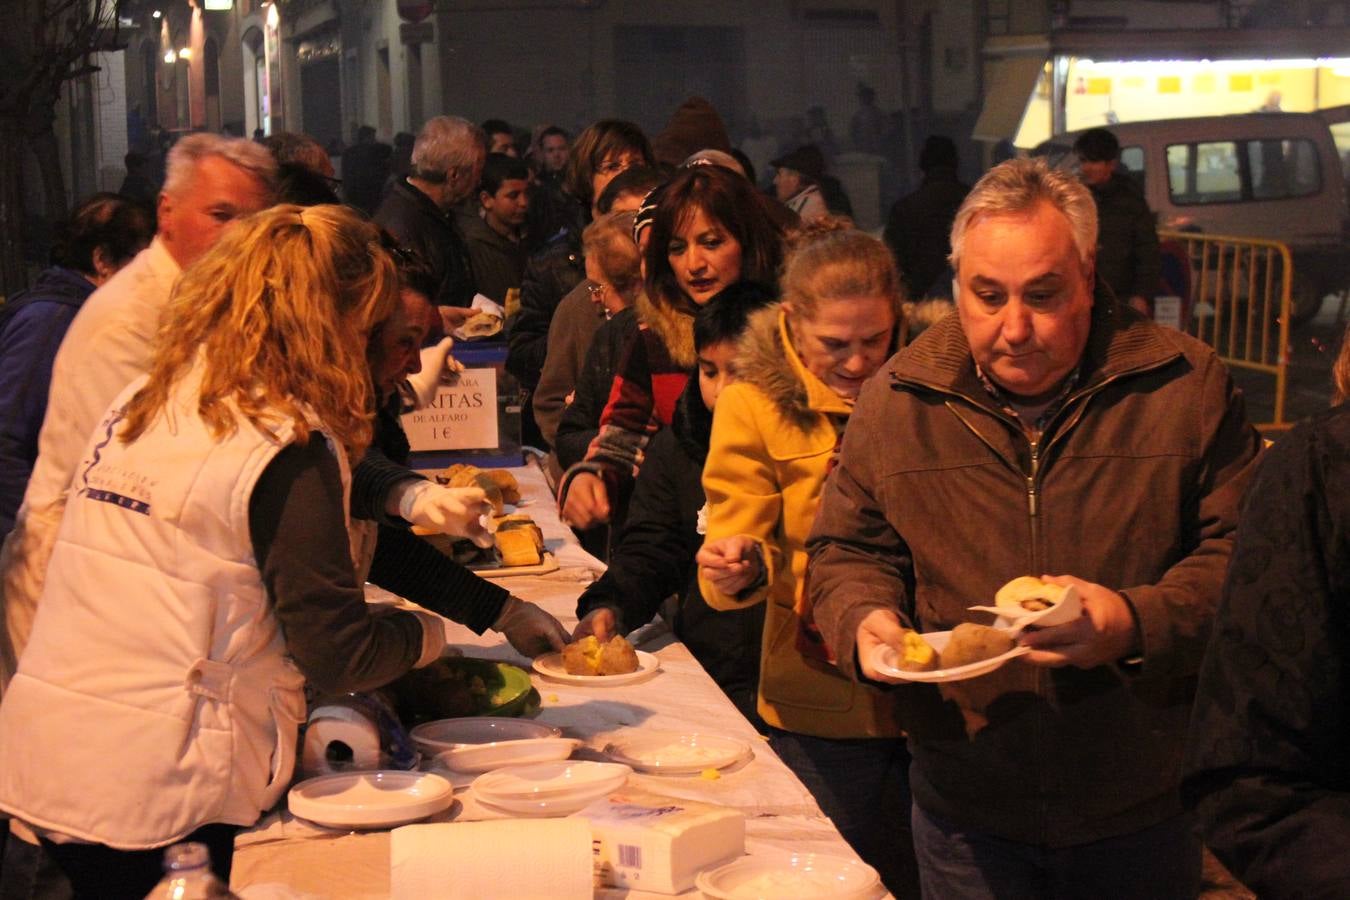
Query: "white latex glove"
406 336 458 409
493 596 569 657
396 480 494 547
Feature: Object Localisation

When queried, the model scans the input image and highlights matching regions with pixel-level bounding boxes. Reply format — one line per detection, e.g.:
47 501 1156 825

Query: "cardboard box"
570 788 745 894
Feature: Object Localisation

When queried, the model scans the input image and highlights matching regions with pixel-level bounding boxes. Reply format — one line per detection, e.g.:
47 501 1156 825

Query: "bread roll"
994 576 1069 614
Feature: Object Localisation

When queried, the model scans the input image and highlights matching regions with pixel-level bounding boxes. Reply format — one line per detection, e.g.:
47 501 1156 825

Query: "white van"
1035 112 1349 323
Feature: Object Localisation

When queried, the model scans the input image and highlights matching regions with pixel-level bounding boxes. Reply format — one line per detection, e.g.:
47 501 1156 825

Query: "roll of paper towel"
391 819 592 900
300 704 383 777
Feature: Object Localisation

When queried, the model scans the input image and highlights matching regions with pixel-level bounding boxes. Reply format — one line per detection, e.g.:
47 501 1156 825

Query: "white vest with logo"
0 367 348 848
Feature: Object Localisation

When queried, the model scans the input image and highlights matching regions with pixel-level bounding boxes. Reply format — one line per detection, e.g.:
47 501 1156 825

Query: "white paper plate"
287 770 453 829
697 851 881 900
472 760 631 800
871 630 1030 683
602 731 752 774
531 650 661 686
436 737 580 773
410 717 561 755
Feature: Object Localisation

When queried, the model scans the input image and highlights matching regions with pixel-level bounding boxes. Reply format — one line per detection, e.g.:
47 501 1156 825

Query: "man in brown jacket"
807 158 1261 899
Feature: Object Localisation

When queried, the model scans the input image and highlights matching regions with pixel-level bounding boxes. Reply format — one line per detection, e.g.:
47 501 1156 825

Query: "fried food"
895 631 940 671
495 528 542 567
482 469 520 505
941 623 1016 668
994 576 1069 614
438 464 514 514
598 635 639 675
561 635 640 676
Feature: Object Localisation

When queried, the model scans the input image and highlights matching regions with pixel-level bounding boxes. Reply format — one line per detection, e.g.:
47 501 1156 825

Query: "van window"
1249 139 1321 199
1165 138 1322 205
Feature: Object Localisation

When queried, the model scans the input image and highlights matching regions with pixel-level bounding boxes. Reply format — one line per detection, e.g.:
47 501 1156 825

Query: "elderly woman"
554 210 644 472
695 224 916 896
0 192 154 541
0 206 448 897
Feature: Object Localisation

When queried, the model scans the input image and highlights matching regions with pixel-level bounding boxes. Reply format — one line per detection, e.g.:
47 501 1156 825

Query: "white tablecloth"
231 461 882 898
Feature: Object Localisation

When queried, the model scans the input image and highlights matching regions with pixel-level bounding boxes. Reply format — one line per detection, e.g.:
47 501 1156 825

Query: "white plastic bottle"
143 842 237 899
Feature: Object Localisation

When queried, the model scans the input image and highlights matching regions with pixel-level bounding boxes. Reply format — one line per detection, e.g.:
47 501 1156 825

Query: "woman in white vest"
0 204 449 898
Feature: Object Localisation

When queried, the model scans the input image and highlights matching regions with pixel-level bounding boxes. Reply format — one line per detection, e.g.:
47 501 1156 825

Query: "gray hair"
949 157 1097 273
411 116 486 182
163 132 278 199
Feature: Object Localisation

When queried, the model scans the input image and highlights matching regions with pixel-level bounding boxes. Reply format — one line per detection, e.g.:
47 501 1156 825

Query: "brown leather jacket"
808 302 1261 847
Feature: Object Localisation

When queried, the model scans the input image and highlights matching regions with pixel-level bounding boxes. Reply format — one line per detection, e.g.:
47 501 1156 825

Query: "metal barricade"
1158 229 1292 429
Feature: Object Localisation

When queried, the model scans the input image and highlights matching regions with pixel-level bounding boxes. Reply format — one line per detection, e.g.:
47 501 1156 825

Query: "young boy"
457 152 530 304
572 281 774 727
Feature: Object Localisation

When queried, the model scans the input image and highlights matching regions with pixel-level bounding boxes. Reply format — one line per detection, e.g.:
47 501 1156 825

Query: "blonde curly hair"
120 204 397 459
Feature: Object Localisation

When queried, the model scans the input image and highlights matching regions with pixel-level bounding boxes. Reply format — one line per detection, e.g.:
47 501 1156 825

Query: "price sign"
401 369 498 451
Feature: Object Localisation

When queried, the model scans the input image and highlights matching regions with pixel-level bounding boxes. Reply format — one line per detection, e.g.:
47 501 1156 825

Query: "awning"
972 56 1046 142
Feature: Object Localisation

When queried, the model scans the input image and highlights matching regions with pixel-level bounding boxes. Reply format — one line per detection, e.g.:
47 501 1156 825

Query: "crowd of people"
0 98 1346 900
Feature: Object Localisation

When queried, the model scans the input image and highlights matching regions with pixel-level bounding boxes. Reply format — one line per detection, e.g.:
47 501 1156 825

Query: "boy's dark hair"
540 125 568 143
694 281 777 351
595 166 664 215
1073 128 1120 163
479 152 530 196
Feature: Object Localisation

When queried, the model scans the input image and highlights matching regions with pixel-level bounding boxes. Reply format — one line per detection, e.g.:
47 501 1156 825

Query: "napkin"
390 819 592 900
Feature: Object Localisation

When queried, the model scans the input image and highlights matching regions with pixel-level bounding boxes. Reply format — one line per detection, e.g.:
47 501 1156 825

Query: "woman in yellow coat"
697 225 916 896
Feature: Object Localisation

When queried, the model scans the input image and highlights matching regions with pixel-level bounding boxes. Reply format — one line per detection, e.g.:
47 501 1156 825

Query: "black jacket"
1090 171 1161 304
576 378 766 728
883 167 969 300
1184 403 1350 899
374 179 475 308
506 229 585 389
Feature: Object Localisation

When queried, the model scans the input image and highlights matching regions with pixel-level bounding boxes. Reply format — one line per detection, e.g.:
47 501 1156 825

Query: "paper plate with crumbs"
602 731 751 774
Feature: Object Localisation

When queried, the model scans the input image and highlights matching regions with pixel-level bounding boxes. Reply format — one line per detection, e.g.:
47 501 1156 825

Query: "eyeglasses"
586 282 607 300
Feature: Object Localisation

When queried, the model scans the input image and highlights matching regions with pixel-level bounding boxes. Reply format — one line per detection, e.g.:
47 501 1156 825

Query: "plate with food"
385 657 537 724
602 731 752 774
871 623 1030 683
532 635 660 686
968 576 1082 633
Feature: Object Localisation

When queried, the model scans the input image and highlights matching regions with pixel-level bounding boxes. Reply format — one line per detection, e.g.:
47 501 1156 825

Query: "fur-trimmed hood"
635 290 697 369
734 304 852 433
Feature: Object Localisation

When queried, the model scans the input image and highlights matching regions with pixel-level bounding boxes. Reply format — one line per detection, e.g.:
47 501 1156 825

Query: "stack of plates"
412 717 561 753
696 851 881 900
472 760 631 817
287 771 455 830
